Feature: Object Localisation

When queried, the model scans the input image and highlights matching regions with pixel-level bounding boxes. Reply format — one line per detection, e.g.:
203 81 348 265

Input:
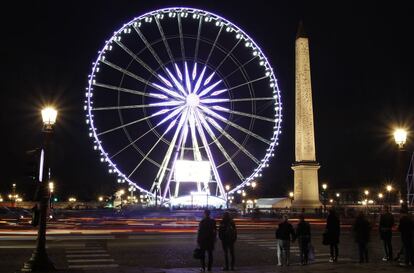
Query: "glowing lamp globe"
41 107 58 126
394 129 407 148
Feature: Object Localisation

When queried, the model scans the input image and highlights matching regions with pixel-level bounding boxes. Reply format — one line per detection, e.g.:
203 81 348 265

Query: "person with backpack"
275 214 296 266
197 209 217 272
218 211 237 271
296 214 311 265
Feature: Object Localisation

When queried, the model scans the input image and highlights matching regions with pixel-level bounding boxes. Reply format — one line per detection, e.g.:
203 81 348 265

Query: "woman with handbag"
325 208 340 262
197 209 217 272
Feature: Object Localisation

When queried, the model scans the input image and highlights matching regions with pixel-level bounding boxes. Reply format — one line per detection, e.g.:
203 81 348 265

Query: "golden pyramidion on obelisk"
291 21 321 209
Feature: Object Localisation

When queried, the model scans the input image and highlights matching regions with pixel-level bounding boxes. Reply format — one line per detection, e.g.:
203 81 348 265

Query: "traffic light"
24 148 43 182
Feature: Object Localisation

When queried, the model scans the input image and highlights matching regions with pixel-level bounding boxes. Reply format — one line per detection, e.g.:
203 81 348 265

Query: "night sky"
1 0 413 201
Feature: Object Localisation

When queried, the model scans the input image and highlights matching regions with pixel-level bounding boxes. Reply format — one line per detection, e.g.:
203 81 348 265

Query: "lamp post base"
21 249 55 272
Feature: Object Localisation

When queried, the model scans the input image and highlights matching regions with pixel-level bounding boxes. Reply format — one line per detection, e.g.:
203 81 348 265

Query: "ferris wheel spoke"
188 113 203 192
194 16 203 62
152 109 188 196
154 17 175 65
114 40 164 82
110 107 183 160
179 123 189 159
110 121 163 160
161 111 190 202
196 110 245 182
151 109 187 190
203 114 261 165
221 56 258 81
201 97 274 104
97 107 177 137
193 111 226 197
214 38 242 72
92 101 183 111
189 113 202 161
93 82 168 100
177 14 186 61
205 25 223 65
100 59 184 100
199 106 271 145
152 82 185 99
127 117 178 178
133 25 177 87
208 105 275 123
226 75 268 92
198 79 223 98
193 66 207 94
165 67 187 96
184 62 192 94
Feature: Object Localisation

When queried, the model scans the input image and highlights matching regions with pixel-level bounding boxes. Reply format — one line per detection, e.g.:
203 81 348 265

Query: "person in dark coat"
197 209 217 272
296 214 311 265
398 209 414 266
325 208 340 262
353 211 371 263
275 214 295 266
379 205 394 261
218 211 237 271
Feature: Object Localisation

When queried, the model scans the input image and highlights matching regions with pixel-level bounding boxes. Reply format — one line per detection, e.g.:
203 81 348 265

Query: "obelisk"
291 22 321 209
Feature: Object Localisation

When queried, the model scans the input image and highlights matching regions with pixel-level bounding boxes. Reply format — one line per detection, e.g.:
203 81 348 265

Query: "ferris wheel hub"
186 93 200 107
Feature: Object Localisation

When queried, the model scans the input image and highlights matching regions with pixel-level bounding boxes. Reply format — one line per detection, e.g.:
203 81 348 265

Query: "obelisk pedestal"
291 22 321 209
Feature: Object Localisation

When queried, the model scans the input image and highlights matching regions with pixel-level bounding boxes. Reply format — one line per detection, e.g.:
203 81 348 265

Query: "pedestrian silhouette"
218 211 237 271
275 214 295 266
398 208 414 266
325 208 340 262
353 211 371 263
379 205 394 261
296 214 311 265
197 209 217 272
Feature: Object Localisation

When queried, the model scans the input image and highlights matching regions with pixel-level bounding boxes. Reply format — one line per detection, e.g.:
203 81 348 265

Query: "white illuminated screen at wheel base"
174 160 211 183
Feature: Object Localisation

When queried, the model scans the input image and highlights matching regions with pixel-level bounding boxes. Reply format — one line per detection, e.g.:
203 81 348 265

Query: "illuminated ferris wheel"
85 7 282 207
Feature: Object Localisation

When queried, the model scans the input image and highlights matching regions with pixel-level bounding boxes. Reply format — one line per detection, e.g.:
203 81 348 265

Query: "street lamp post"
119 189 125 209
378 193 384 205
225 185 230 209
48 182 54 210
364 190 369 212
335 192 341 206
289 191 294 209
22 106 57 272
393 128 408 208
386 185 393 207
11 183 16 208
321 183 328 214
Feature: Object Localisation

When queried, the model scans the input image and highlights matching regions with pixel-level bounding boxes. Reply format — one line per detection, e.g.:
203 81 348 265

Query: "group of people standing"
349 205 414 266
275 206 414 266
196 206 414 271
